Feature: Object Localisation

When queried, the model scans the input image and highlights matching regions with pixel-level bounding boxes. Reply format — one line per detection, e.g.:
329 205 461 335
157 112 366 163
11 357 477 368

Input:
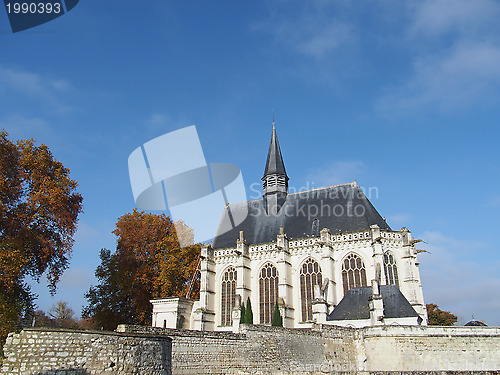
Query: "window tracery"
300 258 322 321
259 263 279 324
342 253 367 295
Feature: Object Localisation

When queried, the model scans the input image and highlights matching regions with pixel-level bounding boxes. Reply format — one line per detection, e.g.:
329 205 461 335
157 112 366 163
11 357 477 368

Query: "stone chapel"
151 124 428 331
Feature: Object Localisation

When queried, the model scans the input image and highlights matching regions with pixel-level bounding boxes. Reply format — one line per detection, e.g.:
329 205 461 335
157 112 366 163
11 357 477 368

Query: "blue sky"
1 0 500 325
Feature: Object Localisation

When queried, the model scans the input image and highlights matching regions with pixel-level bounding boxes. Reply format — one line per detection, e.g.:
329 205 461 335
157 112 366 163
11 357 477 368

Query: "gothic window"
384 252 399 287
300 258 322 322
221 266 237 326
259 263 279 324
342 253 367 295
311 219 319 236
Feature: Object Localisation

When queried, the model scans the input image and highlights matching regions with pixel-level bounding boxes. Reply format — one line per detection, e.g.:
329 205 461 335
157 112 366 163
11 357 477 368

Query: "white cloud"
0 65 74 113
300 160 365 189
293 21 354 59
377 0 500 115
0 114 49 138
409 0 500 39
489 195 500 208
145 113 174 131
251 1 356 60
59 267 95 289
73 221 102 246
387 213 412 228
377 41 500 114
419 231 500 325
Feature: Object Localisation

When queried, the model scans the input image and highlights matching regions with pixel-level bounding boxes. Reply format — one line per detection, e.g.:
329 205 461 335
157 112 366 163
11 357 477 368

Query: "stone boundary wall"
118 324 357 374
3 324 500 374
118 324 248 374
119 324 500 374
1 327 172 375
357 325 500 373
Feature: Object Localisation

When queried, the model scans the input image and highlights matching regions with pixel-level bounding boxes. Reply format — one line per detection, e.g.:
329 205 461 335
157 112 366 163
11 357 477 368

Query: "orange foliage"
0 130 83 351
0 131 83 292
83 210 200 330
426 303 458 326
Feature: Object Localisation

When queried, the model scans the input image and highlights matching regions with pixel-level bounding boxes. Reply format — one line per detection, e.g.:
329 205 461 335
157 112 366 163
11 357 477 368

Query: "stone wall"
1 327 171 375
3 324 500 374
358 325 500 373
118 323 357 374
119 324 500 374
118 324 248 374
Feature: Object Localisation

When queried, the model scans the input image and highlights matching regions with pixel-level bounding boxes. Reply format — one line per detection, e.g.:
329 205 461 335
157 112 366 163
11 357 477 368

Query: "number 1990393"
6 2 62 14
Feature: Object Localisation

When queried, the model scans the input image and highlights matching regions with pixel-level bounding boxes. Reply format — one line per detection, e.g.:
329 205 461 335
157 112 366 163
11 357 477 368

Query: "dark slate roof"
465 320 487 326
263 125 288 179
327 285 419 321
212 182 390 249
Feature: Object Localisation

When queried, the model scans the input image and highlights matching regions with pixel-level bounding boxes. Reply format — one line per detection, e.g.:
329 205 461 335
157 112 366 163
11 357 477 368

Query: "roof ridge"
225 181 358 207
287 181 358 197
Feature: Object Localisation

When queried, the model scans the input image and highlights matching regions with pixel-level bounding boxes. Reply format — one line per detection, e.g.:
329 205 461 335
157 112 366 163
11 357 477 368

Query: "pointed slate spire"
263 124 289 181
262 122 289 214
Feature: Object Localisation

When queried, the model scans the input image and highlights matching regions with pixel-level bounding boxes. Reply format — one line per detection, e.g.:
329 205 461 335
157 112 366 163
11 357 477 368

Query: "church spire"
263 123 289 181
262 122 289 214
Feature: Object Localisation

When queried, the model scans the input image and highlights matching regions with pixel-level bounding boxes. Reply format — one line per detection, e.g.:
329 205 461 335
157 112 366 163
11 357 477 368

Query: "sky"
1 0 500 326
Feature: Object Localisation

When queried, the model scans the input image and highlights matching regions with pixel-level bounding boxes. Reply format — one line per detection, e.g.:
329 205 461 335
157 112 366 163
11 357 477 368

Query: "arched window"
342 253 367 295
300 258 322 322
259 263 279 324
221 266 237 326
384 252 399 287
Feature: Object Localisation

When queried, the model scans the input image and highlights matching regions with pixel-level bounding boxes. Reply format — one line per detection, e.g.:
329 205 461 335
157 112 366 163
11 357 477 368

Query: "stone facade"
152 222 427 331
1 327 171 375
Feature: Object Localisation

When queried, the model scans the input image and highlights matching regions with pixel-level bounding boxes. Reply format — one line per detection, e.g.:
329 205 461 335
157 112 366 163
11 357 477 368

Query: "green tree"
82 211 200 330
426 303 458 326
240 300 246 322
271 302 283 327
82 248 136 330
243 297 253 324
0 131 83 350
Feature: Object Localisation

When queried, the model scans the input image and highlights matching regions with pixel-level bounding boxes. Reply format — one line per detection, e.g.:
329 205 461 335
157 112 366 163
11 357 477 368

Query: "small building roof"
327 285 419 321
464 320 487 326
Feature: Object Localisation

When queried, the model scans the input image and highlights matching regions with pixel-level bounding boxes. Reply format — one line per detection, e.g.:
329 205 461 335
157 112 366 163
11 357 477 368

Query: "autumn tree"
48 301 80 328
426 303 458 326
0 131 83 348
82 210 200 330
33 301 80 329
